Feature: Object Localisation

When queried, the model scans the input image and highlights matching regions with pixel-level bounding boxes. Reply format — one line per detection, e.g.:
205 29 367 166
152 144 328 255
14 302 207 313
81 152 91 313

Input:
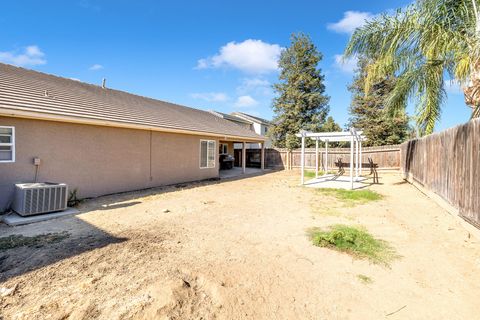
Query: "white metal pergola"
295 128 366 190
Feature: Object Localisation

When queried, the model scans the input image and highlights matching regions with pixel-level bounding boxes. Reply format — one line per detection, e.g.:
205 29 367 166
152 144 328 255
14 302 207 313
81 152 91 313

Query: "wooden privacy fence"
400 118 480 227
264 145 401 170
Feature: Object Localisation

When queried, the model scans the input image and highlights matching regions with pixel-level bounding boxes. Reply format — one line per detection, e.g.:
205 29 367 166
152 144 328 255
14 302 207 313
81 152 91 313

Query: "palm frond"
344 0 480 136
416 62 446 134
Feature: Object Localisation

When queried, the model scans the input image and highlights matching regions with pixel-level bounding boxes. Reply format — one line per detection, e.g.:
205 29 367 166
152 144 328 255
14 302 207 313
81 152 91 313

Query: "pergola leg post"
315 138 319 178
301 136 305 185
355 139 359 180
359 140 363 176
325 140 329 175
242 142 246 174
350 136 354 189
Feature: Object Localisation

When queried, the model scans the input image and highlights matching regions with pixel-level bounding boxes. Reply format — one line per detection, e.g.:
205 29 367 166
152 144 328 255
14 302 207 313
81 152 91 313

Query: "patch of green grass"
357 274 373 284
317 188 382 206
304 170 319 178
0 232 69 251
307 224 397 265
303 170 337 178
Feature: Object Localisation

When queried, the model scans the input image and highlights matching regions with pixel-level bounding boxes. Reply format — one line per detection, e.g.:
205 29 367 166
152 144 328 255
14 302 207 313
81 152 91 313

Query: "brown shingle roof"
0 63 264 141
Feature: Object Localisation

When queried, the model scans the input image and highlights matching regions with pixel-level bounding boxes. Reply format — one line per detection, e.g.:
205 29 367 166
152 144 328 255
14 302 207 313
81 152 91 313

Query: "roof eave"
0 107 266 142
231 112 271 125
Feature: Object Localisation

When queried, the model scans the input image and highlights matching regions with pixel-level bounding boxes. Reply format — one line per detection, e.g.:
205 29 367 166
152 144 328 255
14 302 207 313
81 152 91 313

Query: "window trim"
199 139 216 169
0 126 15 163
219 143 228 155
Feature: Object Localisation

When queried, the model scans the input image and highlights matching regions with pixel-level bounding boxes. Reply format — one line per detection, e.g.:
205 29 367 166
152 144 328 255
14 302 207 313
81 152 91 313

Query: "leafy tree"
271 33 330 149
348 57 410 146
344 0 480 135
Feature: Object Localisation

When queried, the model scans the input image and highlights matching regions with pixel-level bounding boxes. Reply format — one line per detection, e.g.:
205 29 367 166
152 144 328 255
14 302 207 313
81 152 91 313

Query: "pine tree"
321 116 343 147
322 116 341 132
348 56 410 147
271 33 330 149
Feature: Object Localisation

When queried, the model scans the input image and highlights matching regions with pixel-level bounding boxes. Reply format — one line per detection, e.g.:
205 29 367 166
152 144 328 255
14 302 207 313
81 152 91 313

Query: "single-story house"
0 63 266 212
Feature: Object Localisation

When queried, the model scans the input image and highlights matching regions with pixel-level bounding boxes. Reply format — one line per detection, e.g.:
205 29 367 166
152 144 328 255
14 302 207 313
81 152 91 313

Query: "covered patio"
218 139 267 178
296 128 367 190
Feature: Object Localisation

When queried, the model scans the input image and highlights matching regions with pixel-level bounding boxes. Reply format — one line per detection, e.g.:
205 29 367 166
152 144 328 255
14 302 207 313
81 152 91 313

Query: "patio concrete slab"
303 174 369 190
219 167 269 179
2 208 80 226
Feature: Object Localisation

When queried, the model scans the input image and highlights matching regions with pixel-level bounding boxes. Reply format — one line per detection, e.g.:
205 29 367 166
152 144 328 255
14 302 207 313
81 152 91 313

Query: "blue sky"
0 0 472 131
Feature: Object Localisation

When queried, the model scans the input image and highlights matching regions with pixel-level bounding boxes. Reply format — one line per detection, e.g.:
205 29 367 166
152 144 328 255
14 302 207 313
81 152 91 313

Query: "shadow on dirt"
0 217 127 282
0 170 277 282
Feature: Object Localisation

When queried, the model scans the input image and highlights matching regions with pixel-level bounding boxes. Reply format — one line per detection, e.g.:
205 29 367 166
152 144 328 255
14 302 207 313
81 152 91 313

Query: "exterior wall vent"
12 182 68 216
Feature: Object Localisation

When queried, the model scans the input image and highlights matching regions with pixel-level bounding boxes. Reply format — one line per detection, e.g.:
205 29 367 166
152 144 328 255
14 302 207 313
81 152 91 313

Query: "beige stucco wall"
0 116 219 211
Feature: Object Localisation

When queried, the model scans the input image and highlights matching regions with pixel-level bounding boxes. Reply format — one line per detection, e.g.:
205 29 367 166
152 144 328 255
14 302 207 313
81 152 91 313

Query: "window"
0 126 14 163
264 127 268 134
219 143 228 155
200 140 215 168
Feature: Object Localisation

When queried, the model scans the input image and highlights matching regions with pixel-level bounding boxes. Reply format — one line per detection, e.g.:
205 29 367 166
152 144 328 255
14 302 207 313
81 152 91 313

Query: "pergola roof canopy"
295 128 366 142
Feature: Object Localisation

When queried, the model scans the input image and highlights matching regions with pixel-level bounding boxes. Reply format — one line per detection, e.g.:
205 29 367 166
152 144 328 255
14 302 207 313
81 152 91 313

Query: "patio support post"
261 142 265 170
350 135 354 190
242 142 246 174
301 135 305 185
315 138 319 178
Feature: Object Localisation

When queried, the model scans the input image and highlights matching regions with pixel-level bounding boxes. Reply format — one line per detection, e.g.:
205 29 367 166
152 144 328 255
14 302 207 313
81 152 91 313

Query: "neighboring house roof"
230 112 271 126
0 63 264 141
209 110 251 125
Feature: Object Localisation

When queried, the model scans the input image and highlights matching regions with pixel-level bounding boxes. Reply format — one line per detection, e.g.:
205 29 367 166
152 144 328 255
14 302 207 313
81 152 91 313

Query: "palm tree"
344 0 480 135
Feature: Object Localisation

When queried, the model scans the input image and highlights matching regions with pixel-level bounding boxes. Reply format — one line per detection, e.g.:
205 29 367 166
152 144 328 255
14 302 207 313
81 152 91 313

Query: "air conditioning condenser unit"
12 182 68 216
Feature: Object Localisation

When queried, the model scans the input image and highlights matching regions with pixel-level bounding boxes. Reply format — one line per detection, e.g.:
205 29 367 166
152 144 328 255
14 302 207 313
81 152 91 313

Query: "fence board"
264 145 401 170
400 118 480 227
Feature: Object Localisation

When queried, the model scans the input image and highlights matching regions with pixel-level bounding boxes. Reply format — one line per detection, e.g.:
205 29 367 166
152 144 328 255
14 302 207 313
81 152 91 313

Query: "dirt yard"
1 171 480 319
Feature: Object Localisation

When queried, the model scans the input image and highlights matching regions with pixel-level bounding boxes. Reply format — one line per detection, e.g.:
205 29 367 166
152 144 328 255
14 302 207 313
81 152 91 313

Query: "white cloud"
241 78 270 88
328 11 374 34
79 0 101 11
89 64 104 71
191 92 229 102
0 45 46 66
236 77 272 96
235 95 259 107
195 59 209 69
196 39 282 74
334 54 357 74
